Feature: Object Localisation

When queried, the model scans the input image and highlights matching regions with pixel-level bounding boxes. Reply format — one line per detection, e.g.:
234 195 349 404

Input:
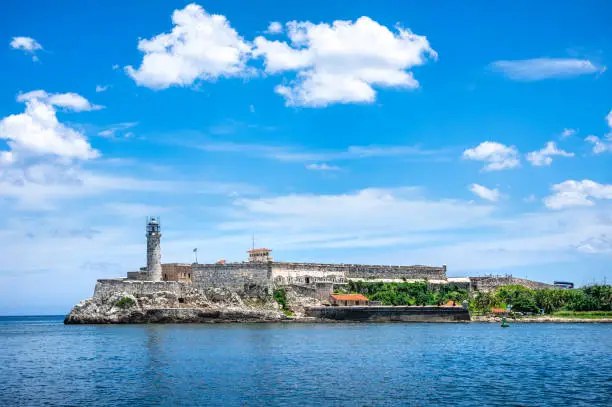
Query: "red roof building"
330 293 369 306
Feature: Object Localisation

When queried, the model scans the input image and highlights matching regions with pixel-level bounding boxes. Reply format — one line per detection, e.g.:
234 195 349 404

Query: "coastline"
471 315 612 323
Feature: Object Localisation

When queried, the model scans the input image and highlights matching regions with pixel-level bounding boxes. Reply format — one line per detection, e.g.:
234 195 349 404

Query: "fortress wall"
192 263 271 289
93 279 187 301
271 263 347 284
288 282 334 301
346 264 447 280
270 262 447 284
306 306 470 322
470 276 553 292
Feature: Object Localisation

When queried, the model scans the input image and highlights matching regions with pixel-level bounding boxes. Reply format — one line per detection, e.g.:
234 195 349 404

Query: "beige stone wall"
162 263 193 283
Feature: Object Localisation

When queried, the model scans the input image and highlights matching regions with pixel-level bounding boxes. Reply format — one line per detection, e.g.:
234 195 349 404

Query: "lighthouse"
146 217 162 281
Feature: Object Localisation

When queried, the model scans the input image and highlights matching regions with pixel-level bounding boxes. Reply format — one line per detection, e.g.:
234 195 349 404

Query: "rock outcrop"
65 284 292 324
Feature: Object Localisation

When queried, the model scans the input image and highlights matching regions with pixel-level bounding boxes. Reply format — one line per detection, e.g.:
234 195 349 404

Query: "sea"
0 316 610 407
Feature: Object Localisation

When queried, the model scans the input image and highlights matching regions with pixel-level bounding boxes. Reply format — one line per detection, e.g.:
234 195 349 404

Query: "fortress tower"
248 248 273 263
146 217 162 281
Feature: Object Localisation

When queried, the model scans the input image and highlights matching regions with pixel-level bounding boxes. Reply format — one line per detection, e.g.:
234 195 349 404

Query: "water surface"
0 316 610 406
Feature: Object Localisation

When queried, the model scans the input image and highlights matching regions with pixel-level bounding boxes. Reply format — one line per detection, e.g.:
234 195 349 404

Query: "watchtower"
248 248 273 263
146 217 162 281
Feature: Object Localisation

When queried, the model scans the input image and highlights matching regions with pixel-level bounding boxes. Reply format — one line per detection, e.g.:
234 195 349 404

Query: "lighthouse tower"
146 217 162 281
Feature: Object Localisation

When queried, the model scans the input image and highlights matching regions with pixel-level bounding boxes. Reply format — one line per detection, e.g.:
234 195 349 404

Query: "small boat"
501 316 510 328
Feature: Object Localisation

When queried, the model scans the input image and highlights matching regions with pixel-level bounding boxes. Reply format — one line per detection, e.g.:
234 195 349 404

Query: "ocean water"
0 316 610 407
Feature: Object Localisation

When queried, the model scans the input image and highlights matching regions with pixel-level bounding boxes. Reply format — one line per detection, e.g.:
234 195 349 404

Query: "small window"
178 298 185 304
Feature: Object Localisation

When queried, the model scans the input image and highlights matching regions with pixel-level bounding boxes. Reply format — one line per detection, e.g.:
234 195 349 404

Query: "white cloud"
17 90 103 112
560 128 576 139
489 58 600 81
462 141 520 171
266 22 283 34
97 122 138 140
575 234 612 254
526 141 574 166
585 109 612 154
0 91 100 164
125 3 252 89
585 135 612 154
249 104 255 113
305 163 340 171
469 184 500 202
10 37 43 61
253 17 437 107
222 187 495 240
196 141 446 163
95 85 109 92
544 180 612 210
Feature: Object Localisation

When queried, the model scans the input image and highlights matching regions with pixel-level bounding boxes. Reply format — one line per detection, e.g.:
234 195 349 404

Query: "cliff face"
64 281 290 324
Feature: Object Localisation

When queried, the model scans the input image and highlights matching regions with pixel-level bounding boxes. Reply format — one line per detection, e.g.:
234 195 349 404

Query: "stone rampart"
347 264 447 280
271 262 447 283
470 276 553 292
306 306 470 322
192 263 271 289
93 279 188 301
289 282 334 301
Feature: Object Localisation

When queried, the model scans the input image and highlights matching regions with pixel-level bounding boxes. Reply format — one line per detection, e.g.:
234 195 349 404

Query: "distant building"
248 248 273 263
330 293 369 306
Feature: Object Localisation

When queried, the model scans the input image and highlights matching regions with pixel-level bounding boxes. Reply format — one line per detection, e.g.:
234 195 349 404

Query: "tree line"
343 281 611 314
345 281 470 306
473 284 612 314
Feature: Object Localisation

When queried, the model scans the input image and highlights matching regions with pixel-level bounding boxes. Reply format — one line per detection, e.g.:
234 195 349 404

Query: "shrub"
115 297 135 309
273 288 288 310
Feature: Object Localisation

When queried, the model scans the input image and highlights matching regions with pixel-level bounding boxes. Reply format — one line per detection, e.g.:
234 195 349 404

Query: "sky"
1 0 611 315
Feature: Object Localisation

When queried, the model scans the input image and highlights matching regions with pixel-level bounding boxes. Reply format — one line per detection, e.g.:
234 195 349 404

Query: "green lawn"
551 311 612 319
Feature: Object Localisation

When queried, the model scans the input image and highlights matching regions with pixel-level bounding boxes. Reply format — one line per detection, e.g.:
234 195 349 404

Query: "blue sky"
1 1 611 314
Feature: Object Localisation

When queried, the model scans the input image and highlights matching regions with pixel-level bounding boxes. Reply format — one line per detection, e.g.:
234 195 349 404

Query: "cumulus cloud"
0 91 100 164
305 163 340 171
17 90 103 112
526 141 574 166
544 180 612 209
560 128 577 139
266 21 283 34
253 17 437 107
585 109 612 154
10 36 43 61
462 141 520 171
125 3 252 89
489 58 601 81
469 184 500 202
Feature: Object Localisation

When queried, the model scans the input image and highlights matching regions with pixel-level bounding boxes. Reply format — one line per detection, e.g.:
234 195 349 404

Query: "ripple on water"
0 317 610 406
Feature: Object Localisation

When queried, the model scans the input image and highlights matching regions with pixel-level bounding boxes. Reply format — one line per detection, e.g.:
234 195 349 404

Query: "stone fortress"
65 217 552 324
125 217 454 293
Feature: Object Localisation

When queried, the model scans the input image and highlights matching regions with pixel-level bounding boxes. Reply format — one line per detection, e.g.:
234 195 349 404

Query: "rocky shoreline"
65 281 612 324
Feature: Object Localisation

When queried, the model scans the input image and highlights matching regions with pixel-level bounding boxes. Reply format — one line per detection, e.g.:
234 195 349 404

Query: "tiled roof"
330 294 369 301
248 248 272 253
